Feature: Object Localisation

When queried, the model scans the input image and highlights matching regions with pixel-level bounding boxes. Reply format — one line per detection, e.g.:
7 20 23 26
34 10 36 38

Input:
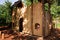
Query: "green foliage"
23 0 38 6
23 0 32 6
57 0 60 16
4 1 12 23
50 0 60 28
51 4 58 18
50 0 58 19
44 3 49 11
0 0 12 26
33 0 38 3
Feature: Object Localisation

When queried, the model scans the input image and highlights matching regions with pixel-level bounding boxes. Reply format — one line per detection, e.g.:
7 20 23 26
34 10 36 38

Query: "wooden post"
0 31 1 35
0 31 1 38
2 33 4 39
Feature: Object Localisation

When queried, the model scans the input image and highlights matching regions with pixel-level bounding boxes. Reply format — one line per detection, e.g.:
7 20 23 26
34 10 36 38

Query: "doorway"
19 18 23 32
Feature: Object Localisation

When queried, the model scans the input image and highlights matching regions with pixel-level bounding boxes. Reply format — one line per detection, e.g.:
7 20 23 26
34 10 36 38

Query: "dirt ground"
0 28 60 40
44 28 60 40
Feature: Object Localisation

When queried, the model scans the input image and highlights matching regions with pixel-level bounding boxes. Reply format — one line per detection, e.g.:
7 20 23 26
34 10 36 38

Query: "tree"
50 0 60 19
4 0 12 23
0 0 12 26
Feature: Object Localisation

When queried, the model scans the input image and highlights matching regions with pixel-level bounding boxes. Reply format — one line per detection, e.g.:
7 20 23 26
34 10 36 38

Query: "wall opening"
19 18 23 32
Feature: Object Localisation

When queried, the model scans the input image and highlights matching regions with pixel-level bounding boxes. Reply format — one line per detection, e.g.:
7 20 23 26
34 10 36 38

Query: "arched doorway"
19 18 23 32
